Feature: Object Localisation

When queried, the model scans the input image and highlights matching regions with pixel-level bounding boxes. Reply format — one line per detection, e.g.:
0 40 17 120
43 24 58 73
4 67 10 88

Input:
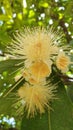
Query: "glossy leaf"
0 59 24 73
51 85 73 130
21 111 49 130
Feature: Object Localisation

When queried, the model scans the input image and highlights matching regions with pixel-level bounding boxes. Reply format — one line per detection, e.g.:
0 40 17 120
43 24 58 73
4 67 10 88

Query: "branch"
58 73 73 85
59 18 71 43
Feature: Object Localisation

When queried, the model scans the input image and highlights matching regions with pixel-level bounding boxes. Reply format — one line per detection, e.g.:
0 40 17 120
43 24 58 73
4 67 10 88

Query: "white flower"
29 61 52 81
7 27 61 67
22 60 52 83
17 83 56 118
56 51 70 72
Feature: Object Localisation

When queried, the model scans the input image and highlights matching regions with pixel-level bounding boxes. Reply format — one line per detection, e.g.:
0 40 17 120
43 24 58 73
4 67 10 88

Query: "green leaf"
21 111 49 130
65 83 73 103
0 30 11 44
39 1 49 8
51 85 73 130
0 59 24 73
0 71 15 92
0 94 16 117
0 15 9 21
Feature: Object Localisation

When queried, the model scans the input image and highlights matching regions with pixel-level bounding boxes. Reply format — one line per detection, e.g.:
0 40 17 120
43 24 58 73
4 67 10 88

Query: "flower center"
35 42 42 57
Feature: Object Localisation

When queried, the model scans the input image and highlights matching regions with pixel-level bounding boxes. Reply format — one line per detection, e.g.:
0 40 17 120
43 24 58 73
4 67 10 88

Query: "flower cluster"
7 27 71 117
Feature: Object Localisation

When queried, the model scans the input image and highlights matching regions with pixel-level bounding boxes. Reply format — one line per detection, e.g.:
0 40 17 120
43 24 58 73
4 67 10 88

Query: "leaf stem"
48 109 51 130
3 77 24 97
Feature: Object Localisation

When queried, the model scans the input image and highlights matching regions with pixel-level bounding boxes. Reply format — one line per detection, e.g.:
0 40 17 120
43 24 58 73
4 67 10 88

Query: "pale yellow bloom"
20 64 47 85
28 77 38 84
22 69 39 84
7 27 60 67
29 61 51 80
17 83 56 118
22 60 52 83
56 51 70 72
5 27 72 119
